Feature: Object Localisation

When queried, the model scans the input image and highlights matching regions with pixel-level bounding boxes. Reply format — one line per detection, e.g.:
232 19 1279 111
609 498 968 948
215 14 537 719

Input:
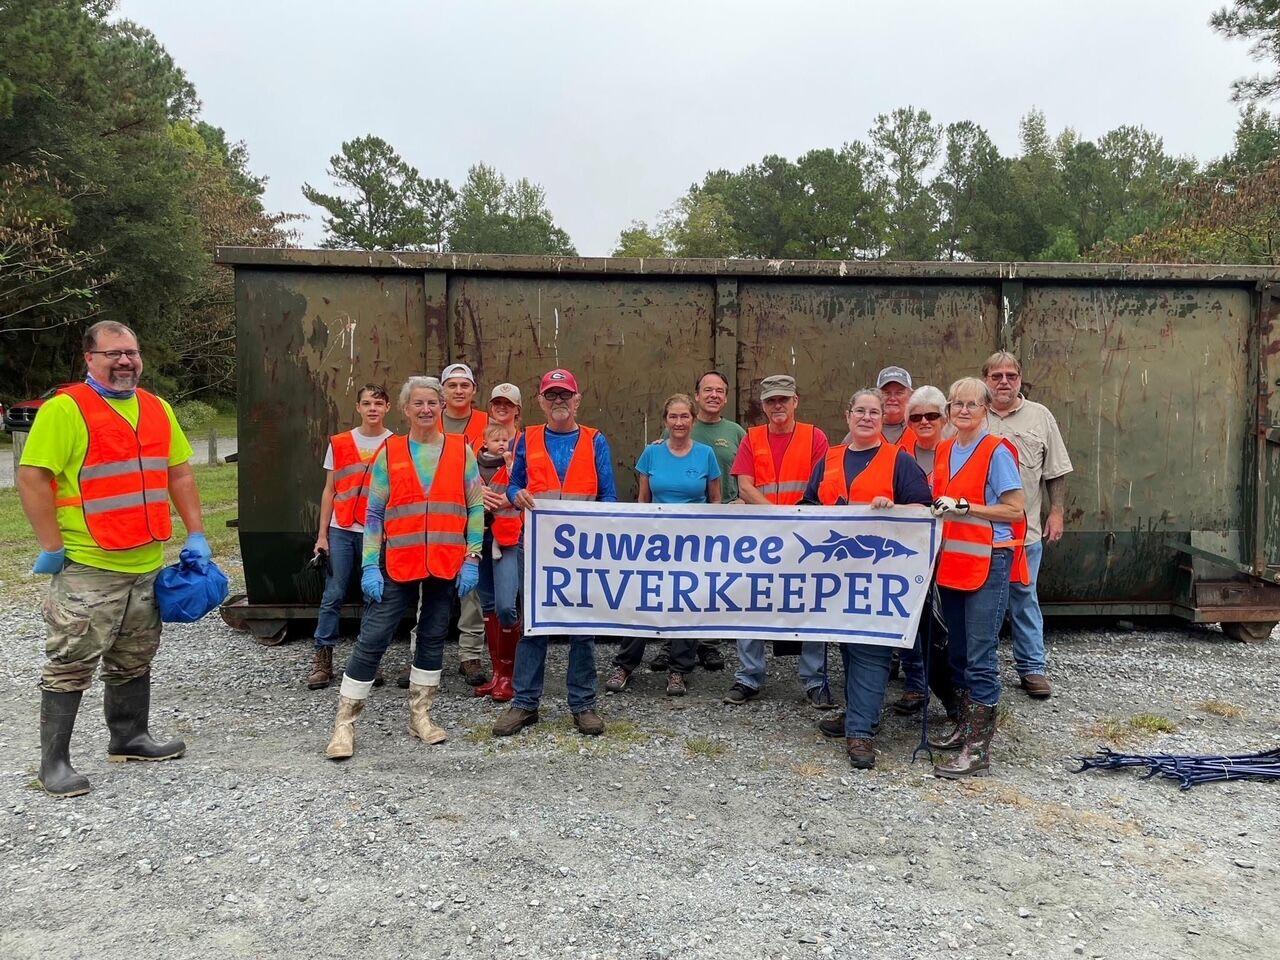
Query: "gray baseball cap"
760 374 798 400
876 366 912 390
489 383 521 406
440 362 476 385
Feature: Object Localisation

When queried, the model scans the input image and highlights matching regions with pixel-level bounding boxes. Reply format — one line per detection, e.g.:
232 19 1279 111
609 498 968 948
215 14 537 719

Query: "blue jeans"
345 574 454 682
1008 539 1046 676
314 526 363 648
477 532 522 628
841 643 895 738
734 640 827 692
940 548 1013 707
512 635 597 713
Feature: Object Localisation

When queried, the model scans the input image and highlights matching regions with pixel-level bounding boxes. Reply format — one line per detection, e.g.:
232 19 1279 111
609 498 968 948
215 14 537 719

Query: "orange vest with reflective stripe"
459 409 489 450
933 434 1030 590
383 434 469 583
747 423 816 505
817 443 898 505
330 431 381 528
524 424 600 500
488 463 523 546
58 383 173 551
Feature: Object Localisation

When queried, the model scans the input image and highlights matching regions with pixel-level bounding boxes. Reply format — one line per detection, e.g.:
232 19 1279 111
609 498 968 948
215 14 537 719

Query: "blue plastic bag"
155 550 230 624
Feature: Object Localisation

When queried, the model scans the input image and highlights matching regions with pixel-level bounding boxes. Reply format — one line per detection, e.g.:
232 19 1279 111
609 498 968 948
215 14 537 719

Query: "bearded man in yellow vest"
17 321 208 798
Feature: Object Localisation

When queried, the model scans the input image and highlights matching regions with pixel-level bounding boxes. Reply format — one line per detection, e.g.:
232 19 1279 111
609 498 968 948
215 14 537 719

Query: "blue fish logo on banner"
794 530 918 564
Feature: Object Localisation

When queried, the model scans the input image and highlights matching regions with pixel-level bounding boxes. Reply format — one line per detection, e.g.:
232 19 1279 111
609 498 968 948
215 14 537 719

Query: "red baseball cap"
539 368 580 394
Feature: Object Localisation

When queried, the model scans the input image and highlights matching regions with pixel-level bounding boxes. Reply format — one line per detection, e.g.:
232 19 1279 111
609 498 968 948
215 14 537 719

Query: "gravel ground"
0 572 1277 960
0 437 239 488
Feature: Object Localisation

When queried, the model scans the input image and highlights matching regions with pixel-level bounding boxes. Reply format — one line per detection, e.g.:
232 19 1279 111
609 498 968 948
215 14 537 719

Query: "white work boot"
407 667 447 745
325 675 374 760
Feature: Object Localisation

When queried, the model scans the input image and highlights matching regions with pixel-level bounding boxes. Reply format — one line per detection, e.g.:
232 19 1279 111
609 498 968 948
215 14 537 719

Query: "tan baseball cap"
489 383 522 406
759 374 798 400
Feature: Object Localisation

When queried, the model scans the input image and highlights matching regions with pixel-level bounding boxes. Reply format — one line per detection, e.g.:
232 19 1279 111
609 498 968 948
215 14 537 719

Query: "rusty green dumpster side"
215 249 1280 641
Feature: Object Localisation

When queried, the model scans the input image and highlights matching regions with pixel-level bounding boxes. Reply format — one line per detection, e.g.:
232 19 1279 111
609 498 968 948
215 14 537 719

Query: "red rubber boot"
488 621 520 703
474 612 503 698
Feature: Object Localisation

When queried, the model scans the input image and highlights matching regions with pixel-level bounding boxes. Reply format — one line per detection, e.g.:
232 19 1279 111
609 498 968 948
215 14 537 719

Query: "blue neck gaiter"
85 374 136 400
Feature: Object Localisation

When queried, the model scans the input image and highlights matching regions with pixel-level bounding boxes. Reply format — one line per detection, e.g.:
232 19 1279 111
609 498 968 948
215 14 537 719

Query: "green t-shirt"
689 418 747 500
20 391 194 574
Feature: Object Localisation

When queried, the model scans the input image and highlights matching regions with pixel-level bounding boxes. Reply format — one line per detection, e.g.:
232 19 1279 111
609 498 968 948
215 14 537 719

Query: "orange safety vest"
457 409 489 450
330 431 382 528
57 383 173 551
488 462 523 546
524 424 600 500
892 427 918 456
747 422 816 505
382 434 470 583
817 443 898 505
933 434 1030 590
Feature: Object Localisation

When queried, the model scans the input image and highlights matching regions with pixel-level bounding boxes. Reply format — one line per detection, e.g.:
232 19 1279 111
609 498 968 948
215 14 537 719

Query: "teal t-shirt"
636 441 721 504
667 418 745 500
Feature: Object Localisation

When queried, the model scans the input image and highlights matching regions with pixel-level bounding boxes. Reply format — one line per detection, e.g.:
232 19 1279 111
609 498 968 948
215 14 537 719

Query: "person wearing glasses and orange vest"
801 387 933 769
473 385 524 703
725 374 834 708
492 368 618 739
17 321 207 798
325 376 485 760
841 366 917 452
927 376 1030 779
306 383 394 690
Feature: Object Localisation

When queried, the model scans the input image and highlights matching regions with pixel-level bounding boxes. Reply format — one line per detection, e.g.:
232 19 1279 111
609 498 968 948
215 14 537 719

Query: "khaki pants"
40 562 162 693
457 589 485 659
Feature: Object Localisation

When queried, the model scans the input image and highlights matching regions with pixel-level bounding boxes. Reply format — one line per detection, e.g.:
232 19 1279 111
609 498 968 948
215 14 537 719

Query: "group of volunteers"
308 352 1071 779
17 319 1070 800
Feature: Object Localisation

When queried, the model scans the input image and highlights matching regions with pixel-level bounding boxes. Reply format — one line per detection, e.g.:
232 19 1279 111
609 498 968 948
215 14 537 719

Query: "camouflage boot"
927 689 970 751
933 702 997 779
407 668 447 745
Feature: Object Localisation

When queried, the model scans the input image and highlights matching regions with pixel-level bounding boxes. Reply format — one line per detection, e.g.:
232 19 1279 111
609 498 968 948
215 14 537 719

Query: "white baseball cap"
489 383 522 406
440 362 476 385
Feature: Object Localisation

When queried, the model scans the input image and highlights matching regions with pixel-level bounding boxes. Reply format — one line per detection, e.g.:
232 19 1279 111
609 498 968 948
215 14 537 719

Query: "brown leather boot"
306 646 334 690
934 702 997 779
407 669 447 745
846 737 876 770
492 706 539 737
927 690 971 750
572 708 605 736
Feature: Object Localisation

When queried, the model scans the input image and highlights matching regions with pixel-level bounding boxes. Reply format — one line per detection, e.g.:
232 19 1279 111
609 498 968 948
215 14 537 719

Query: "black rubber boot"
38 689 91 798
104 674 186 762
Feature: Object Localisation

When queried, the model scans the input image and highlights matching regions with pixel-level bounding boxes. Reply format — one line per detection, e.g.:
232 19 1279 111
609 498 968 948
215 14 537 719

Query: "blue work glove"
361 565 384 604
457 561 479 598
181 532 213 566
32 548 67 575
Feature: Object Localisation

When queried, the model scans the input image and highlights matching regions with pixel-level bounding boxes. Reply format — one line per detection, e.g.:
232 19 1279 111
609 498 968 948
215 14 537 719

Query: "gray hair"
83 320 137 351
907 385 947 415
947 376 993 407
399 376 443 407
846 387 883 412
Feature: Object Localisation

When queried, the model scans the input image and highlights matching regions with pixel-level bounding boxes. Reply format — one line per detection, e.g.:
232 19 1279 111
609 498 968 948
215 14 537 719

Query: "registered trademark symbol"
914 575 924 584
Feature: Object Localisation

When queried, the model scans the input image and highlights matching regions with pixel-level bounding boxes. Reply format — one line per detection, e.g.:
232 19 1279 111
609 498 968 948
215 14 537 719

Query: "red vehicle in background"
3 384 77 433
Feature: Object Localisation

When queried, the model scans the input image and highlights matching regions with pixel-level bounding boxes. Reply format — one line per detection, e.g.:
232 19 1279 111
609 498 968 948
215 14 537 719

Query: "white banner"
523 502 940 648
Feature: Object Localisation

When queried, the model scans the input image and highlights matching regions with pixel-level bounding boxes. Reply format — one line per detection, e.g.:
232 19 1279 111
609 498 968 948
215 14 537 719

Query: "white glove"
931 496 970 517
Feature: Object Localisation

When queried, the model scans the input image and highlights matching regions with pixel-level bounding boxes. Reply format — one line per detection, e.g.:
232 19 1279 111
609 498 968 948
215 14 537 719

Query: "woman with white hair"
325 376 485 760
893 384 950 716
927 376 1029 779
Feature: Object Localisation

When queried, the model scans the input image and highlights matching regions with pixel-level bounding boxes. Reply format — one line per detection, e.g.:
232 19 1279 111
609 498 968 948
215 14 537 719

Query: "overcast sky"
117 0 1262 256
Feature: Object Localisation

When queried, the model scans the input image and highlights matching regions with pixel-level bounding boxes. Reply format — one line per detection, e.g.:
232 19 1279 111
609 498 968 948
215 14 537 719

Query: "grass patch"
0 463 239 598
683 736 727 759
1087 713 1177 744
787 760 832 778
1197 699 1244 719
1128 713 1177 735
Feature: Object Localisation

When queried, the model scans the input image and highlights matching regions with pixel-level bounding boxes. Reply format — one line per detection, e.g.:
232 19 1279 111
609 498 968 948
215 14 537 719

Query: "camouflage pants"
40 562 162 693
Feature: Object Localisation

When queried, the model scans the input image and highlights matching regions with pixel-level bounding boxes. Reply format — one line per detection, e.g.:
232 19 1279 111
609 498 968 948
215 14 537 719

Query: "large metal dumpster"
215 249 1280 642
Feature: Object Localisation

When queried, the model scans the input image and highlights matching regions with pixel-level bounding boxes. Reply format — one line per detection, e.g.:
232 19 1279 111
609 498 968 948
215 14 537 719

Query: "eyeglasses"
987 371 1019 381
948 400 986 412
908 412 943 423
89 349 141 361
543 390 574 402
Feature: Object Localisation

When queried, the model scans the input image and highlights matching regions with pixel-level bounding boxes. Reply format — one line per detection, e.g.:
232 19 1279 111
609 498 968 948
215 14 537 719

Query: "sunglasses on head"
908 412 943 423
